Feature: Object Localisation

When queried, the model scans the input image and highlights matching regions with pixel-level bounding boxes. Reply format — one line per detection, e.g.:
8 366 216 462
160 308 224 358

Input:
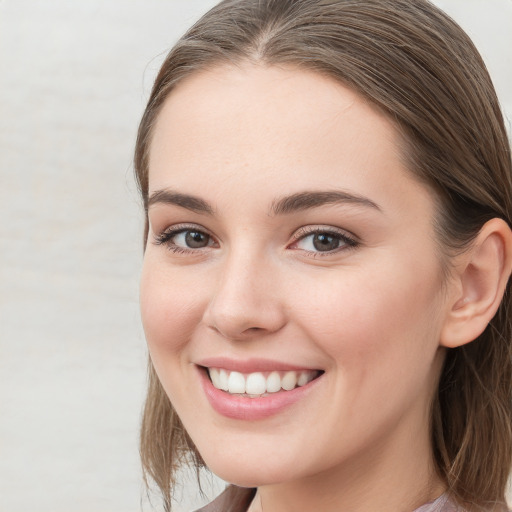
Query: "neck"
248 414 445 512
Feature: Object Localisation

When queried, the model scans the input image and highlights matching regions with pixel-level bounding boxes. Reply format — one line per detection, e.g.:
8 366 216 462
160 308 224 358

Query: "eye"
154 225 217 253
290 227 358 255
174 230 211 249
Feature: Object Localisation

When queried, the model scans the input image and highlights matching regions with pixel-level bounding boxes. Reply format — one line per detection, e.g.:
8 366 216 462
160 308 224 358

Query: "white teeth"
245 372 267 395
297 371 311 386
208 368 319 396
266 371 282 393
209 368 221 388
218 369 229 391
228 371 246 394
281 371 297 391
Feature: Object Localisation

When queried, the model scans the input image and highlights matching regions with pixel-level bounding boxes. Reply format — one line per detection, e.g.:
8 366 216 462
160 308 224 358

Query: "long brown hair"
134 1 512 510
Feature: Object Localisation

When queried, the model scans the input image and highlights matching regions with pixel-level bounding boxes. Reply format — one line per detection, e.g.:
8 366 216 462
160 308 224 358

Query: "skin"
140 63 459 512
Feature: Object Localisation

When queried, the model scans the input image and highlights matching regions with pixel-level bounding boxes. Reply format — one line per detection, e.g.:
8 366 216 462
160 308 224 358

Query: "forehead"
148 63 432 221
149 63 397 169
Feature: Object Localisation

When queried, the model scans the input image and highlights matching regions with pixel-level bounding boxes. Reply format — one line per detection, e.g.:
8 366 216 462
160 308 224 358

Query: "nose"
202 250 287 341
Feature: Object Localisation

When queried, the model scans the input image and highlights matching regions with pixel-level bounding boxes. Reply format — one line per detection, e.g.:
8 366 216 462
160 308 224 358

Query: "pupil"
185 231 208 248
313 233 339 252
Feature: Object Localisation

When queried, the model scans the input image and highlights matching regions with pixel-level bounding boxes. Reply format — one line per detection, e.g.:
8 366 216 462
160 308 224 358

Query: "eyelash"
153 224 215 254
153 224 359 257
290 226 359 257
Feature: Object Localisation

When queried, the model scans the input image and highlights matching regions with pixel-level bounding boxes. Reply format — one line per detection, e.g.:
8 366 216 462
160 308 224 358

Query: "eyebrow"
146 188 381 216
270 190 381 215
147 189 214 214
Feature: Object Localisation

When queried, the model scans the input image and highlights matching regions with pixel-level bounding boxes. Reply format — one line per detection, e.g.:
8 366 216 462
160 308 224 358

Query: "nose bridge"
204 242 285 339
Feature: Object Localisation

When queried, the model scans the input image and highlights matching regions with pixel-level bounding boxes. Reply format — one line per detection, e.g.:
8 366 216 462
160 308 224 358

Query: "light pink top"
415 493 461 512
196 487 465 512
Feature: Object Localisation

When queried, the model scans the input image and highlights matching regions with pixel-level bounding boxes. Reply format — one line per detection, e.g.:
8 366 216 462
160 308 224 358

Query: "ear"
440 218 512 348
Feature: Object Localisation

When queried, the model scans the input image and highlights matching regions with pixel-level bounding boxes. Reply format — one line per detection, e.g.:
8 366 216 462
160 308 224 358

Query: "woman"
134 1 512 511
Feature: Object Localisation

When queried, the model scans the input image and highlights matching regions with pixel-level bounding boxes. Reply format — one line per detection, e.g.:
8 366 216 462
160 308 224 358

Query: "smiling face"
140 64 452 491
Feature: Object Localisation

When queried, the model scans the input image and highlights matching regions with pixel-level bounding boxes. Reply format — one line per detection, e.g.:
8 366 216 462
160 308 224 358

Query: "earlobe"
440 218 512 349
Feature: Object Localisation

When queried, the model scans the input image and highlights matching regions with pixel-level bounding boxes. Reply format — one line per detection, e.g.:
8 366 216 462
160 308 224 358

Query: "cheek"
289 264 445 452
290 261 444 379
140 256 206 358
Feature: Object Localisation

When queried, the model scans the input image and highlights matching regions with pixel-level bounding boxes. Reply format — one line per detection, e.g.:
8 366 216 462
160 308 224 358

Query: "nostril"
203 293 287 340
207 323 268 342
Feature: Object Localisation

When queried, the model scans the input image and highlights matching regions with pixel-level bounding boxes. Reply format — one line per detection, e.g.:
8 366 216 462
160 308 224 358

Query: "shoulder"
195 486 256 512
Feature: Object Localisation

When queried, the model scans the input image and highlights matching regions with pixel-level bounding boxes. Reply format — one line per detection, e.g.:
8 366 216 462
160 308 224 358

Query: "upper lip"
195 357 321 373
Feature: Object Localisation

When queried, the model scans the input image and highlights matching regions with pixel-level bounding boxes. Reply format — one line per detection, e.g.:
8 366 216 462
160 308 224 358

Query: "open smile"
197 362 324 420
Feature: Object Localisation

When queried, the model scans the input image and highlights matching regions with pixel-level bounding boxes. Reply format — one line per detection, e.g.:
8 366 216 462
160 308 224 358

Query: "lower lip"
199 367 322 421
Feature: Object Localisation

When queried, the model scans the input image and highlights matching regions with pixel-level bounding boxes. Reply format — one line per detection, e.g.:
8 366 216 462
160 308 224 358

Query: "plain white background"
0 1 511 511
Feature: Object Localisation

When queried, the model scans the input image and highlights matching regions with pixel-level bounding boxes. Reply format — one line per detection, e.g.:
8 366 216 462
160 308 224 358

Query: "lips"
197 359 324 420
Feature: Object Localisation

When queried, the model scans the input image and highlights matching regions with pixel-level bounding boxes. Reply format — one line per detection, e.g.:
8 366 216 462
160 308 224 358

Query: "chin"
202 451 296 488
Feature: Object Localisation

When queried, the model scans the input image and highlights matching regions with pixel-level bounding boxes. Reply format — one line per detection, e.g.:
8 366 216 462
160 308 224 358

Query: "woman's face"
141 64 452 486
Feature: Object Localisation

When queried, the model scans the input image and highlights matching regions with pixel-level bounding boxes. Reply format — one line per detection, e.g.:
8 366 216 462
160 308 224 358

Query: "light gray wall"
1 1 510 511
